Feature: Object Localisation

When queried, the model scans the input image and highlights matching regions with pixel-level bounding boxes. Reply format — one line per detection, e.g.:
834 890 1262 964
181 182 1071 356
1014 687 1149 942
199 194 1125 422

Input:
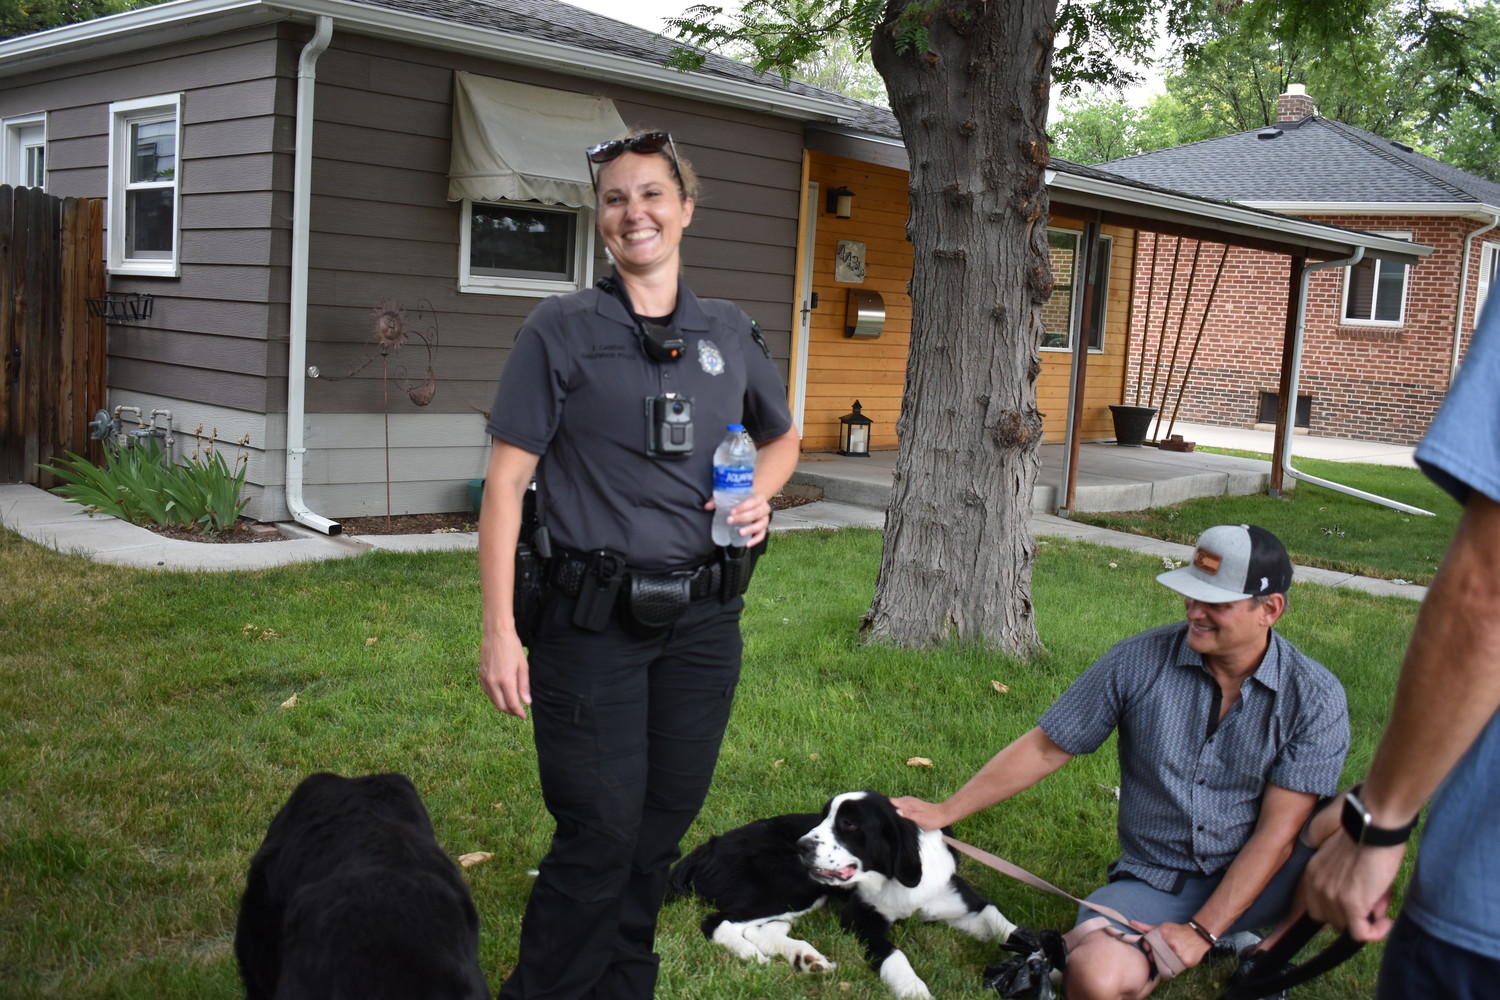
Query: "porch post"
1059 218 1102 516
1270 253 1305 496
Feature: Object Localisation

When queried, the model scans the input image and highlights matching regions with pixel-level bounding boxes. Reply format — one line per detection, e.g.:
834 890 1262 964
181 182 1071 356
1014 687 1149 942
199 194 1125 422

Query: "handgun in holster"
573 547 627 632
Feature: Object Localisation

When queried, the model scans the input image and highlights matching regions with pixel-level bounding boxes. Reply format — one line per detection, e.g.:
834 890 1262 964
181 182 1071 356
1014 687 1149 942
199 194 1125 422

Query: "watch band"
1341 784 1418 847
1187 918 1218 946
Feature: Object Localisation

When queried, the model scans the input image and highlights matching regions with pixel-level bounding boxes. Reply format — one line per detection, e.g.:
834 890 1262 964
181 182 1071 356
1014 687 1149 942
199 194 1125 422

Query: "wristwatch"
1341 785 1418 846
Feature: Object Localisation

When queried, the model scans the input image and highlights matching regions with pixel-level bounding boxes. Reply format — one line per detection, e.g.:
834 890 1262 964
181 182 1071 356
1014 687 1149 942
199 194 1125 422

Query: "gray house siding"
3 21 804 521
0 25 292 517
288 31 802 518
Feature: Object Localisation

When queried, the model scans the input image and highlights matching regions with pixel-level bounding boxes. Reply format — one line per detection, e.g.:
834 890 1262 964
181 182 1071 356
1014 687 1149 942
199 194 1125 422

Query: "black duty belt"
551 554 722 601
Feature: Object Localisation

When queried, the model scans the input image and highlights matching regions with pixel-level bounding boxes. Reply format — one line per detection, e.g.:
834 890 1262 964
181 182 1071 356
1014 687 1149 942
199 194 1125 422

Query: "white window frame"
2 112 46 189
1341 231 1411 327
1478 241 1499 322
1040 227 1110 353
458 198 594 297
107 94 182 278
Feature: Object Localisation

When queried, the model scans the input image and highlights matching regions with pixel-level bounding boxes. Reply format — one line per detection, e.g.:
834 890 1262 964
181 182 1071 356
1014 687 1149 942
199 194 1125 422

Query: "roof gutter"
1048 170 1430 265
262 0 850 120
284 14 340 535
1244 201 1500 223
0 0 850 122
1453 210 1500 380
1280 249 1434 517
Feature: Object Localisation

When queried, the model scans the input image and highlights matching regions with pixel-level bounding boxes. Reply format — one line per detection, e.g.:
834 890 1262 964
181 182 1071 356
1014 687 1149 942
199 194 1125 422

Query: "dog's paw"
878 950 932 999
792 950 836 974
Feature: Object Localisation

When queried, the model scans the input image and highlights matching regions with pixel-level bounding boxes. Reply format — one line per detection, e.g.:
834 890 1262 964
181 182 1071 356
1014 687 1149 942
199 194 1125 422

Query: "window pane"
1042 231 1078 348
126 188 173 257
1088 239 1110 350
1374 261 1406 322
470 203 575 281
1345 259 1375 320
130 119 176 184
23 144 44 188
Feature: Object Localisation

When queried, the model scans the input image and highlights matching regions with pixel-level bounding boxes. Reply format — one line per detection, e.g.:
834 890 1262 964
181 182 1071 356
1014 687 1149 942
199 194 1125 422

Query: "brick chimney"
1277 84 1317 122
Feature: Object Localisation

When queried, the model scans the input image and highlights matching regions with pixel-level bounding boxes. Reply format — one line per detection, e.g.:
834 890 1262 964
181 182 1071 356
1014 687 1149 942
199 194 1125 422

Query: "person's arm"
1151 783 1318 968
713 424 800 549
1303 491 1500 940
893 726 1075 830
477 440 541 720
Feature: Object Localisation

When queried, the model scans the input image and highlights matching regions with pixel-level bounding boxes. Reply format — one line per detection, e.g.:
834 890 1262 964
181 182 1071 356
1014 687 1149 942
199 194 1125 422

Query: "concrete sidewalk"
0 479 1426 601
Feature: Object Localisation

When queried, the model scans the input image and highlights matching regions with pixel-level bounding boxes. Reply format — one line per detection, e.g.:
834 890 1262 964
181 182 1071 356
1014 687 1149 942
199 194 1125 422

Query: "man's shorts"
1378 912 1500 1000
1073 841 1313 934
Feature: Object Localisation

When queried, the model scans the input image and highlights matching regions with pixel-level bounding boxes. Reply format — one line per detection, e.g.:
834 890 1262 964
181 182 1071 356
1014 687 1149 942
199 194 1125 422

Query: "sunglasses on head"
585 132 682 188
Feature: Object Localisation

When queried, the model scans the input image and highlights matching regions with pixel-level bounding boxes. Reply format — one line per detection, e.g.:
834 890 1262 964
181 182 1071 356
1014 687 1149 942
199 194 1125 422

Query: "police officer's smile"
595 155 695 278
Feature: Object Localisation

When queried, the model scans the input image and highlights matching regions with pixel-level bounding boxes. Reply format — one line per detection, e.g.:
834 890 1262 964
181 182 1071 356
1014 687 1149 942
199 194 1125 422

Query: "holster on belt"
514 537 548 646
626 572 694 637
718 532 768 601
572 547 626 632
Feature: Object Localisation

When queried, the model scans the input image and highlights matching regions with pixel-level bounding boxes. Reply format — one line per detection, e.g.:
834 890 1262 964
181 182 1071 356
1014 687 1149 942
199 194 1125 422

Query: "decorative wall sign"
835 239 867 283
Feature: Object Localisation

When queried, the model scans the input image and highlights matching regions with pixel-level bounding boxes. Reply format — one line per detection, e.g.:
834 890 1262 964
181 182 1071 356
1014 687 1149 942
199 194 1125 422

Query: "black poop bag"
983 926 1069 1000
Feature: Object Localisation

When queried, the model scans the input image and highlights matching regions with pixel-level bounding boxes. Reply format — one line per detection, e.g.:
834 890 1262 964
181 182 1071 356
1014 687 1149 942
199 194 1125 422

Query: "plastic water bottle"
711 423 756 547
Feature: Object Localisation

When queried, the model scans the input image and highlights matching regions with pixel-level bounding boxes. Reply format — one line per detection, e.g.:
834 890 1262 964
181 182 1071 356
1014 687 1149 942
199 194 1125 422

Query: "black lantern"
826 185 854 219
838 400 873 457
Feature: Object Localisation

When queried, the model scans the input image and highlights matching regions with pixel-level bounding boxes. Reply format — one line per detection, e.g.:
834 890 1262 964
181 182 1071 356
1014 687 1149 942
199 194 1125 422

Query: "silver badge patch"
698 339 725 376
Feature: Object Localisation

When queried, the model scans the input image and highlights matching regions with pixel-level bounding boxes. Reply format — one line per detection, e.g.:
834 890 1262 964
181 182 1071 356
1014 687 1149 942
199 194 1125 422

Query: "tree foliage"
663 0 1490 654
0 0 153 39
1051 0 1500 175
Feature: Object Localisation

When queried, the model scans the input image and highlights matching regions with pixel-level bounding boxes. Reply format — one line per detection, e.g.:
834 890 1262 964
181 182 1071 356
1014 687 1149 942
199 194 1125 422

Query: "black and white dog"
668 790 1016 999
235 772 489 1000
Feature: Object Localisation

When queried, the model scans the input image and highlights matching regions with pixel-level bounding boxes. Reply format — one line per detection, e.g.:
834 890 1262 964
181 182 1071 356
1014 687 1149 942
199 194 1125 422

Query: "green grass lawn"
1074 451 1461 585
0 526 1417 999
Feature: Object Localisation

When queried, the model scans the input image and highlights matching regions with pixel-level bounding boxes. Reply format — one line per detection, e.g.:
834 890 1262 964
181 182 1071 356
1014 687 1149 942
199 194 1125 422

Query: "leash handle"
943 835 1188 980
1216 914 1362 1000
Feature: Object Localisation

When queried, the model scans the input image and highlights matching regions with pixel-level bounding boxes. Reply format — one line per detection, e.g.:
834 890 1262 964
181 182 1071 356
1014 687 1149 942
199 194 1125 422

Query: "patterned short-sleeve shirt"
1039 621 1349 892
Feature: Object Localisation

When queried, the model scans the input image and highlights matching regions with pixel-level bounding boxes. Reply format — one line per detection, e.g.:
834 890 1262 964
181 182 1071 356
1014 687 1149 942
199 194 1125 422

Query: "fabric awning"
448 72 627 208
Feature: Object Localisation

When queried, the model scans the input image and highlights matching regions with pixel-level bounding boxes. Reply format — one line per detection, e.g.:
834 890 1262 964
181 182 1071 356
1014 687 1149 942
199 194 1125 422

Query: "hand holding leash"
1301 829 1405 942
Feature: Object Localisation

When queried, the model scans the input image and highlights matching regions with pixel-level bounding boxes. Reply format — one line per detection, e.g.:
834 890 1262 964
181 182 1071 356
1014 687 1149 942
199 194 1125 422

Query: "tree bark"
865 0 1055 653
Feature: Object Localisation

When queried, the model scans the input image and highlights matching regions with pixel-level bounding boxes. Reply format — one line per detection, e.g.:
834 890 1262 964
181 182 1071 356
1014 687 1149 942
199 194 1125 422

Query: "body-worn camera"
646 393 694 458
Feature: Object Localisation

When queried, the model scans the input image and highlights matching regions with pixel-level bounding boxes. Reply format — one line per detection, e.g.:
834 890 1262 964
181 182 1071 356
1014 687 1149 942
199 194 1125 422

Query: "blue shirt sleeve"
1417 295 1500 506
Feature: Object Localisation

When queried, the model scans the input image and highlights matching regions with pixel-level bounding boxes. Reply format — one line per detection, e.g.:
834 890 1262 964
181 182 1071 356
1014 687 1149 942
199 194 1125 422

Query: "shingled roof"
356 0 904 138
1096 114 1500 210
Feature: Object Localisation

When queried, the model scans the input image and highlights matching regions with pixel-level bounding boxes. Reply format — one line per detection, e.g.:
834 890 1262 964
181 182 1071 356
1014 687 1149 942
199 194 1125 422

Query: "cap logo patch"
1259 577 1270 592
1194 548 1222 575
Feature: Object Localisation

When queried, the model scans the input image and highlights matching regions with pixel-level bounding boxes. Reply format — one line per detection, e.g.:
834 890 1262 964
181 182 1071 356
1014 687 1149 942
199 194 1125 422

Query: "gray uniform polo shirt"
487 281 792 571
1040 620 1349 892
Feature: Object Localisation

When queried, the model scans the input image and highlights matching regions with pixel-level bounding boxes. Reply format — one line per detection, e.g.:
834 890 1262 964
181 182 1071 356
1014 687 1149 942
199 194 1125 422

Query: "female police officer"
477 131 800 1000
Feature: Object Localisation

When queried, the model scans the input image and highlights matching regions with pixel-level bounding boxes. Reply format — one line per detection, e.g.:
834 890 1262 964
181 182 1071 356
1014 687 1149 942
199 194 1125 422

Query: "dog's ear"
872 791 924 888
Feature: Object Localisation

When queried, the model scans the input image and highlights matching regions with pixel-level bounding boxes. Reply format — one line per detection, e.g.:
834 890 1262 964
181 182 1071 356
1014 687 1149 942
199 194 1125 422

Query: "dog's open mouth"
809 865 858 883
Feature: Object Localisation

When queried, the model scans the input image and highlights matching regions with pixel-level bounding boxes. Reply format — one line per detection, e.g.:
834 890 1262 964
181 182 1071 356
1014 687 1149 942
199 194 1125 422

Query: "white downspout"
1280 248 1434 516
285 15 341 534
1452 211 1500 380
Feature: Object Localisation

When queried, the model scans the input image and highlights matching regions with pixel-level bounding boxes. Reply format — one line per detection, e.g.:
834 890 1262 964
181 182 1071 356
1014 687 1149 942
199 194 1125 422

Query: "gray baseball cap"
1157 524 1293 603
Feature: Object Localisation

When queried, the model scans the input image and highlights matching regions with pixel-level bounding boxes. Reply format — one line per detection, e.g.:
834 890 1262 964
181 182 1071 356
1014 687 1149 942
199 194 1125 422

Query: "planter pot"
1108 404 1158 448
468 478 485 516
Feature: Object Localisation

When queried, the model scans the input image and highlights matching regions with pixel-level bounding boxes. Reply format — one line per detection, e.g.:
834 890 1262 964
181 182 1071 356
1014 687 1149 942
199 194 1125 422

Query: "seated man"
895 524 1349 1000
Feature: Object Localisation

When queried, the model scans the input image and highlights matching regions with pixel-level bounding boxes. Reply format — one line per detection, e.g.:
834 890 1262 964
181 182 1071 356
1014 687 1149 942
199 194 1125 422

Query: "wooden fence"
0 186 106 487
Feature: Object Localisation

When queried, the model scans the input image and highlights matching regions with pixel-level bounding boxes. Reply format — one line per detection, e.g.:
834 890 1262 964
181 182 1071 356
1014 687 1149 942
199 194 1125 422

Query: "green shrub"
39 429 251 534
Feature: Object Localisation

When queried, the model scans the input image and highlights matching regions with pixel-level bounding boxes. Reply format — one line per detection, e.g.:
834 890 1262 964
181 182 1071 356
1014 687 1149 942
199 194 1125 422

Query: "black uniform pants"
498 590 744 1000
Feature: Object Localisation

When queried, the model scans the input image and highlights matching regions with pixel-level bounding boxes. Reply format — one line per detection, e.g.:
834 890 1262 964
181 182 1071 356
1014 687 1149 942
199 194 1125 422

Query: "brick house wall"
1127 214 1486 445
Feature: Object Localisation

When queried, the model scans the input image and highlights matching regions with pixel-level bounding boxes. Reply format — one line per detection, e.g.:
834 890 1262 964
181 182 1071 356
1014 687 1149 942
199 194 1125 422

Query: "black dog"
668 790 1016 999
235 772 489 1000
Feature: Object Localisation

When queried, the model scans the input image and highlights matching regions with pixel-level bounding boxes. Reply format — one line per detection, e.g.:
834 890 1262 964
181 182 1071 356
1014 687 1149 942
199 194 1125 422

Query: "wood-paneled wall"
801 152 913 452
799 151 1137 451
1037 214 1137 442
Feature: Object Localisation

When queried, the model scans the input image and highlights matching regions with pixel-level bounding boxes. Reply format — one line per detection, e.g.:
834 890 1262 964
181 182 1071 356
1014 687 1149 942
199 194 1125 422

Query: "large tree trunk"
865 0 1056 653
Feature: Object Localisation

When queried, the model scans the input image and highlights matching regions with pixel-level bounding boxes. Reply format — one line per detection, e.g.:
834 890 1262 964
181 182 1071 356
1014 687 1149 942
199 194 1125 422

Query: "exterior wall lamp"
838 400 872 457
826 186 854 219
